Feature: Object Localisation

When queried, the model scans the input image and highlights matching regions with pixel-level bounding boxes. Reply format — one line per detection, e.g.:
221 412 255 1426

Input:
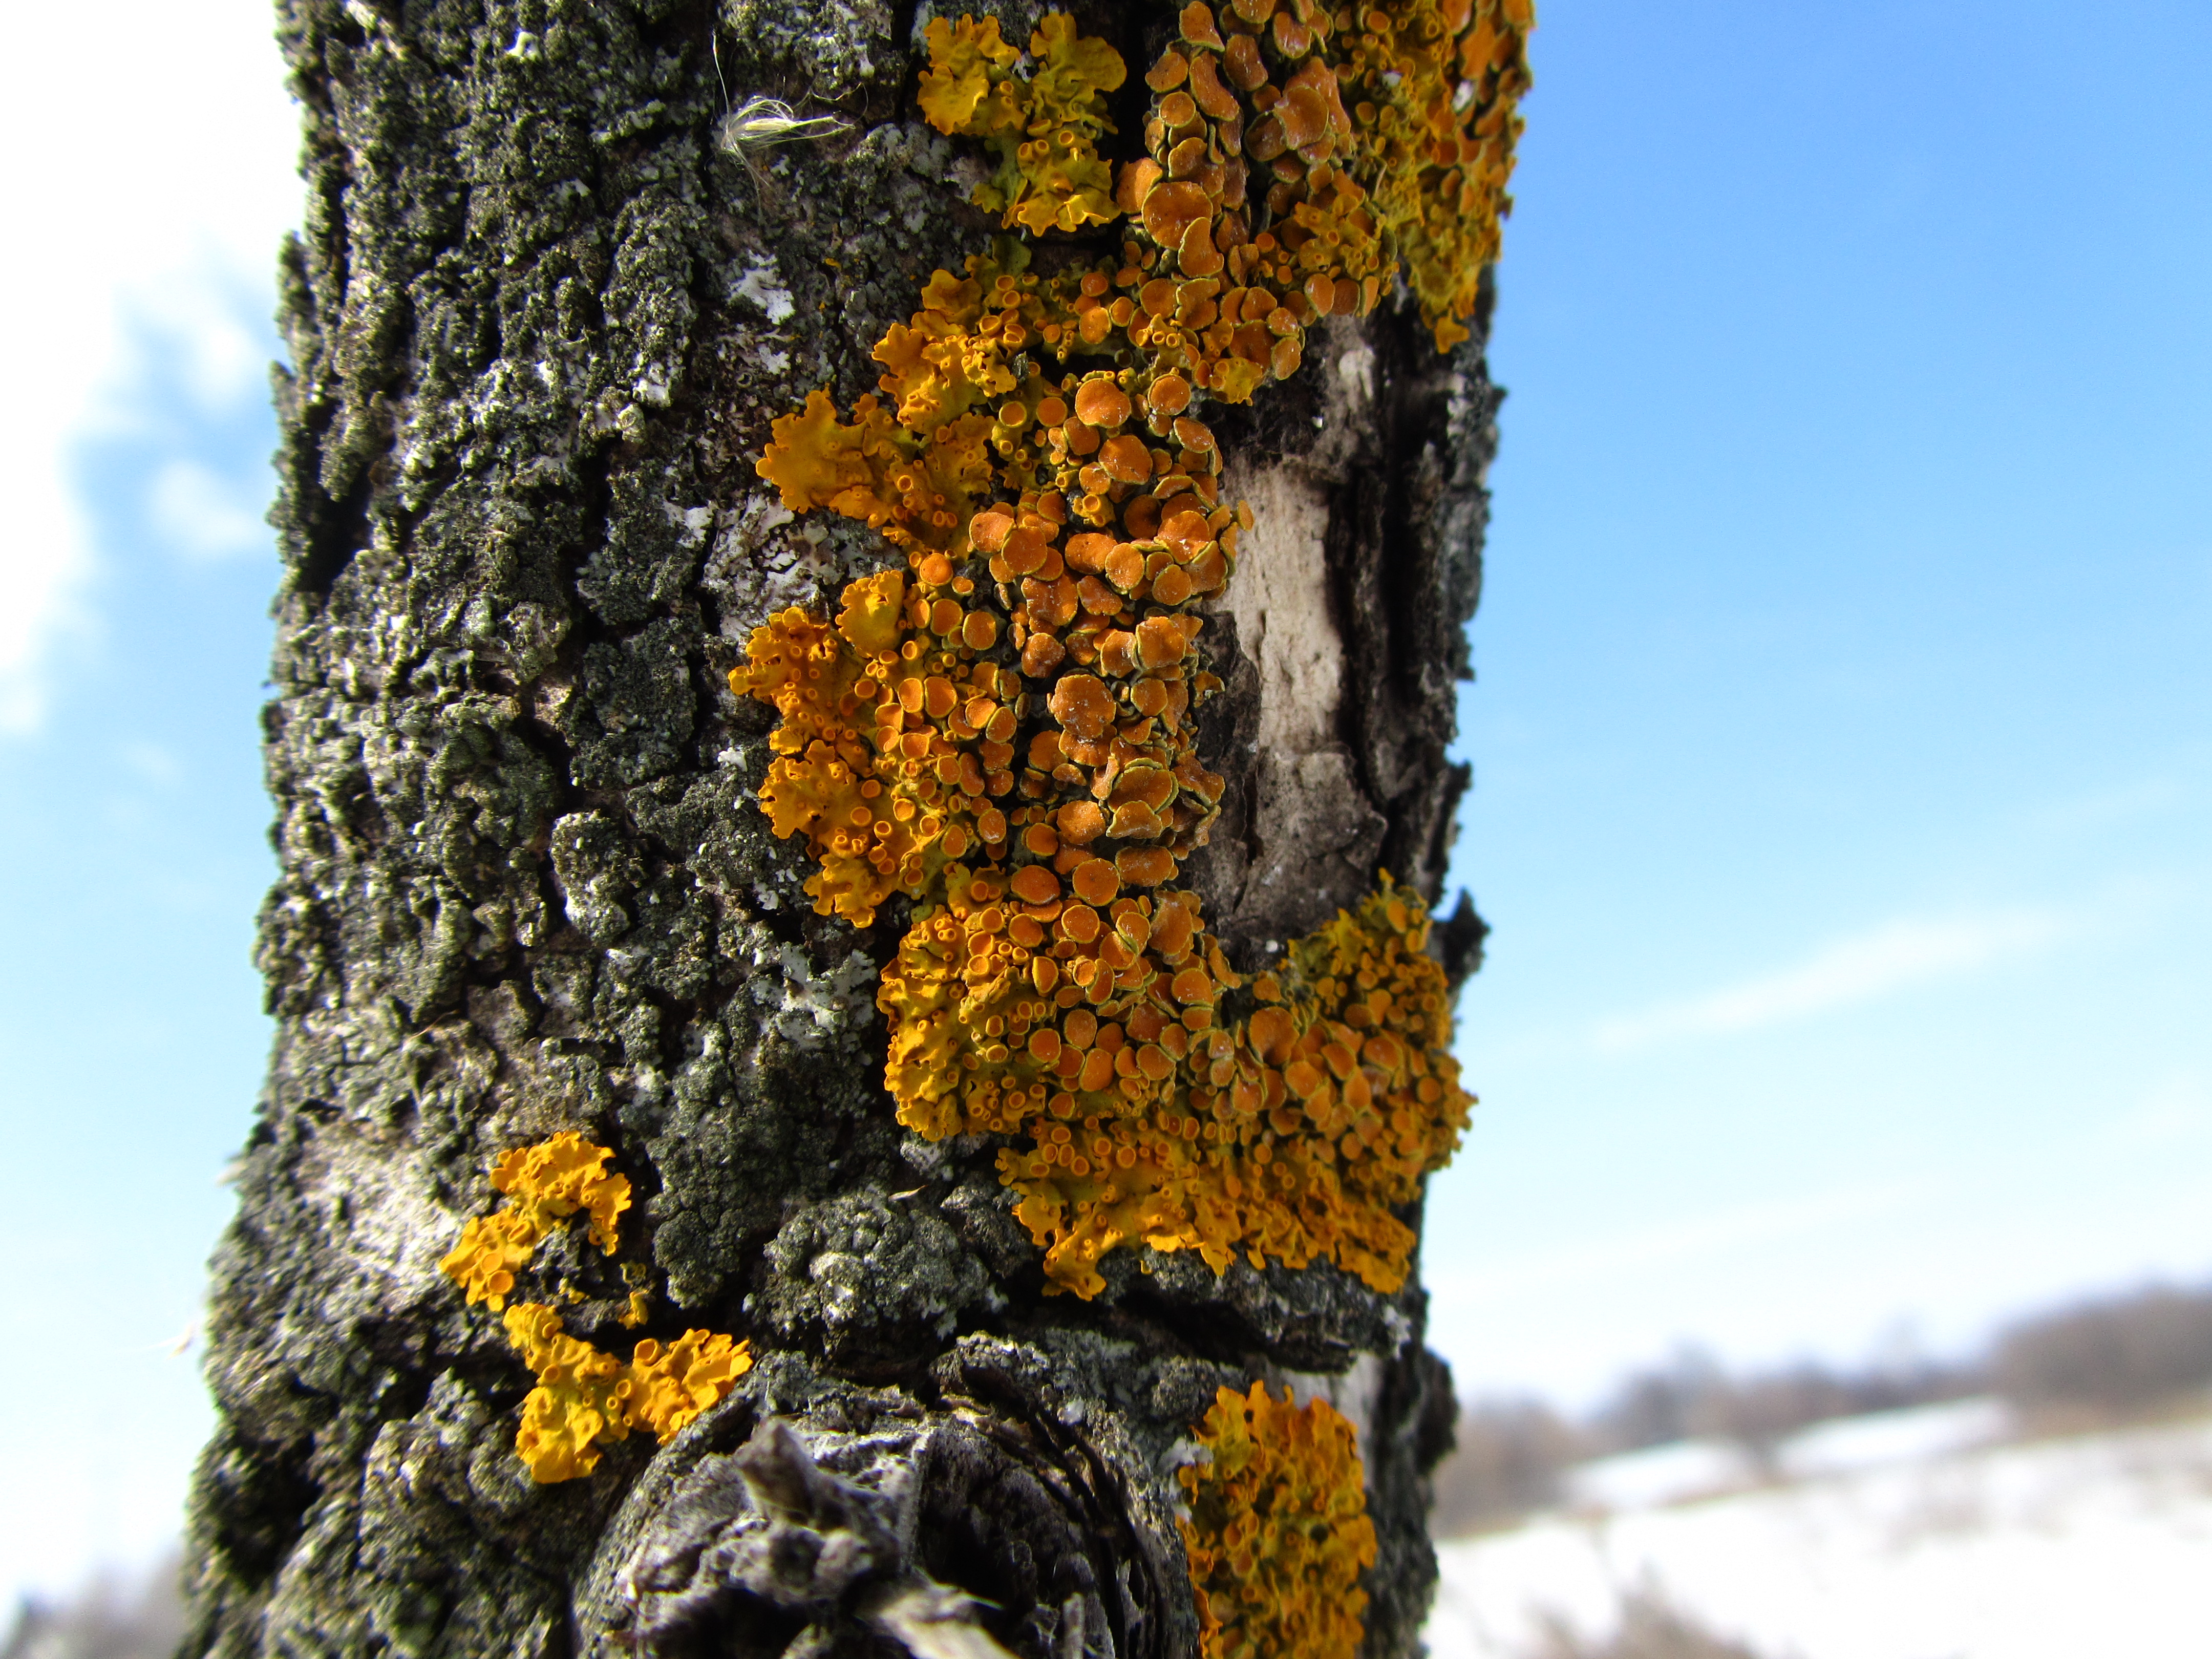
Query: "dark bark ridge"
185 2 1504 1656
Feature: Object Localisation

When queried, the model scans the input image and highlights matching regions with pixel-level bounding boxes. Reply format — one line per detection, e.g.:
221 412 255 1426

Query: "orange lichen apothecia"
734 3 1523 1298
1180 1382 1378 1659
880 871 1469 1297
438 1134 753 1484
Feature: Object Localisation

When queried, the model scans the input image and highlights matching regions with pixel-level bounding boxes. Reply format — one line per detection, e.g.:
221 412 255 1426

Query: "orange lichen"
769 2 1533 515
1338 0 1536 348
732 557 1226 929
754 253 1249 556
732 508 1233 930
878 869 1470 1297
1180 1381 1377 1659
757 1 1533 561
501 1304 753 1484
1110 0 1536 361
439 1132 632 1310
735 6 1512 1301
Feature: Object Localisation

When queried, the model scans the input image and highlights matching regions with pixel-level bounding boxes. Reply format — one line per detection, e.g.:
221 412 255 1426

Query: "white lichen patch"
746 941 878 1048
731 258 797 324
701 493 847 639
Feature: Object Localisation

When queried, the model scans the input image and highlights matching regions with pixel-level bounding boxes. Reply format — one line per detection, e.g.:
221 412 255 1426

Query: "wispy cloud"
1430 1179 1932 1308
149 460 269 563
0 0 294 733
1594 908 2065 1052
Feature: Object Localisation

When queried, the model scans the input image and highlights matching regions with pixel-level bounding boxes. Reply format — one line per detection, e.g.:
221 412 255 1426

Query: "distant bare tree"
1429 1399 1588 1535
1994 1281 2212 1418
1 1556 183 1659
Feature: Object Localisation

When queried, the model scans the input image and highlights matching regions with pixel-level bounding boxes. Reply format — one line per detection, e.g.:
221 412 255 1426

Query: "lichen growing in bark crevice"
439 1134 755 1482
500 1302 752 1483
439 1130 632 1309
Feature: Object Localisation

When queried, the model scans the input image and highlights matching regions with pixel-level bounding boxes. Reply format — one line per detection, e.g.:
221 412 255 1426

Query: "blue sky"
2 0 2207 1606
1 303 280 1605
1427 0 2212 1400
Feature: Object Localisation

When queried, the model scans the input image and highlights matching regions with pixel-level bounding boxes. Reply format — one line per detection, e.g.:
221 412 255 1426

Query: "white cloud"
150 460 269 563
0 0 296 732
2105 1072 2212 1150
1593 908 2066 1052
119 741 185 787
1429 1179 1930 1310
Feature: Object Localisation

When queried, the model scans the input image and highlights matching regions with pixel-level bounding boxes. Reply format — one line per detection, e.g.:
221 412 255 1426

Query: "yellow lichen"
919 14 1127 233
755 387 898 525
1180 1381 1377 1659
501 1304 753 1484
734 5 1514 1302
915 14 1019 134
440 1135 752 1484
438 1132 632 1310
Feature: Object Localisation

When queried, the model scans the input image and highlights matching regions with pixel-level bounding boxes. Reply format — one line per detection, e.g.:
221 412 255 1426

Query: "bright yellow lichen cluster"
735 3 1516 1299
1180 1382 1377 1659
438 1131 633 1310
500 1304 753 1484
919 14 1128 233
438 1134 753 1484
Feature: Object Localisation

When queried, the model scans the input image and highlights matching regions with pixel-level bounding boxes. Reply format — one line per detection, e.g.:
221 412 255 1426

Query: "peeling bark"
185 2 1500 1655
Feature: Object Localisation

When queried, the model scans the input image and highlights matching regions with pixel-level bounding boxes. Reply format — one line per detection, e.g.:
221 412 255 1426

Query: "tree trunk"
183 2 1519 1656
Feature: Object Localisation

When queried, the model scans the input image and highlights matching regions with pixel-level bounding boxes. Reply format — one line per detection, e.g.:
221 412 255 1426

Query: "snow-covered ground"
1427 1407 2212 1659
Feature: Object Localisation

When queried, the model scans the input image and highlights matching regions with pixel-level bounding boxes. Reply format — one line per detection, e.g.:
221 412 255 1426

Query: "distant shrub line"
1432 1275 2212 1535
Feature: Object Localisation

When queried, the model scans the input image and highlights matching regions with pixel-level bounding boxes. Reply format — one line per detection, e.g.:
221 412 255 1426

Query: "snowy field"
1426 1406 2212 1659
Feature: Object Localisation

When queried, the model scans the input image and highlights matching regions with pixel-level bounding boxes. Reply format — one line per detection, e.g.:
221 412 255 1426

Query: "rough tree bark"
183 2 1505 1655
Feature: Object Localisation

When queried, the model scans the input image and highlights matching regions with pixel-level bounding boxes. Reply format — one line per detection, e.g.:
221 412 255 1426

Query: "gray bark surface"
185 2 1499 1654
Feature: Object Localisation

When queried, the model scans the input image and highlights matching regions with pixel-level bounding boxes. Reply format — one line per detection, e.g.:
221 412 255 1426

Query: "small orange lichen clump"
439 1131 633 1310
438 1135 753 1484
1339 0 1536 348
1180 1382 1377 1659
735 5 1519 1299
